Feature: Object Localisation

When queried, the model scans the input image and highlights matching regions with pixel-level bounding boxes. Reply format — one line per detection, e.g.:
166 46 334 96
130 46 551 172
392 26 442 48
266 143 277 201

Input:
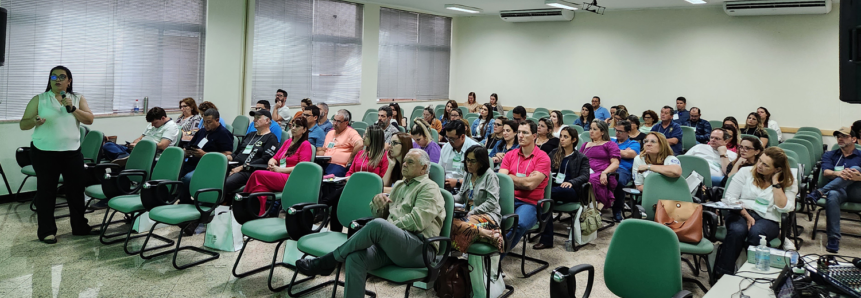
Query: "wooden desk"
703 263 782 298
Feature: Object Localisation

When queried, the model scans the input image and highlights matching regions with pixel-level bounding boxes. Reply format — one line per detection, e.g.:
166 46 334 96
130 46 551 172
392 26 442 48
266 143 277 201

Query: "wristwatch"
719 155 727 158
647 164 651 171
772 184 781 189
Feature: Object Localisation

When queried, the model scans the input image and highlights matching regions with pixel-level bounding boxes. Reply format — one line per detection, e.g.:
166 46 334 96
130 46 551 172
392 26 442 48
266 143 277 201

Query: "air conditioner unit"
724 0 832 16
500 8 574 22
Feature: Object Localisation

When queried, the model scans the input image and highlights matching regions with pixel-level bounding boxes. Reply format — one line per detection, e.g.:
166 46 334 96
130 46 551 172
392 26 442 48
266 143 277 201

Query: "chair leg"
683 277 708 292
170 225 220 270
703 256 714 286
403 283 411 298
682 256 699 277
267 241 307 292
506 232 549 278
115 213 173 255
288 254 341 297
811 208 822 240
16 175 30 202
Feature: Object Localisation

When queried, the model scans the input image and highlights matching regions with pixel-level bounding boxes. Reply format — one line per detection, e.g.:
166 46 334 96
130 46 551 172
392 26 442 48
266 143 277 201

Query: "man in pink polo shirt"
499 120 551 255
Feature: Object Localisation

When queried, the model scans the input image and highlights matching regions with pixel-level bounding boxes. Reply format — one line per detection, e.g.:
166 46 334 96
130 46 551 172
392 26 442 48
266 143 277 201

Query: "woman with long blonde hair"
631 132 682 192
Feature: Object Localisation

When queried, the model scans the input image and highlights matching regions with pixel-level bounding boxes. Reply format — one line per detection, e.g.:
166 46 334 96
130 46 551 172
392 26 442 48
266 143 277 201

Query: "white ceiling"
363 0 731 16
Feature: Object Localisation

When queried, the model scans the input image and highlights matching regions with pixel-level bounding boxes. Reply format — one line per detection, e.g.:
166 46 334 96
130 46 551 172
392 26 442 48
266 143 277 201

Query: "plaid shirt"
683 119 713 144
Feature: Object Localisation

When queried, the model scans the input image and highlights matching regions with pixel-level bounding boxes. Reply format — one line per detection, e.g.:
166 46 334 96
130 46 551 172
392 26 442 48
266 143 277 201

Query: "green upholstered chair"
793 134 823 158
764 128 779 147
533 107 550 115
350 121 368 130
709 120 723 131
740 134 757 142
89 139 157 233
231 162 323 292
367 190 454 296
506 109 513 119
547 183 591 245
231 115 250 139
354 127 366 139
225 123 233 135
579 132 590 148
467 173 517 298
99 146 183 255
435 107 445 120
507 180 554 278
681 126 697 153
287 172 382 297
779 143 814 193
430 129 439 144
363 111 378 126
570 124 584 136
139 153 228 270
563 115 579 127
568 220 693 298
677 155 713 188
409 108 424 130
459 106 468 117
532 112 549 120
811 168 861 240
429 163 445 189
527 117 538 125
785 139 817 171
561 109 576 116
465 113 479 121
493 111 501 118
797 127 822 136
635 174 716 290
466 116 478 127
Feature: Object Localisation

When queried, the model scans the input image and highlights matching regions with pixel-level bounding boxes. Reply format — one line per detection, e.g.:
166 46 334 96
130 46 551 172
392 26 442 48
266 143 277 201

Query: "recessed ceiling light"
545 0 579 10
445 4 483 13
685 0 707 4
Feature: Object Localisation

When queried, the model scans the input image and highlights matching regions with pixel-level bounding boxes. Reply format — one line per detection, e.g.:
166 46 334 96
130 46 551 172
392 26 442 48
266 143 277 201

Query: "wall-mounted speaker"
0 7 7 67
841 0 861 103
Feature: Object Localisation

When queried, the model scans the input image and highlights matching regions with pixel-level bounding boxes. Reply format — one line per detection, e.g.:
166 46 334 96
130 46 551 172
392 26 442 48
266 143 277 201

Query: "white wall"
450 6 857 132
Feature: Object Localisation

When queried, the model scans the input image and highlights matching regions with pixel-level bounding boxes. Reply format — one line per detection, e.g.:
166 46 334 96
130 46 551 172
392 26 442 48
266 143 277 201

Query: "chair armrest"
634 204 647 220
151 180 182 204
235 192 277 220
113 169 148 194
501 213 519 253
702 210 718 242
422 236 452 272
192 188 224 222
536 198 554 220
349 216 376 230
710 186 725 201
779 212 790 245
294 203 331 233
671 290 693 298
557 264 594 298
140 180 182 210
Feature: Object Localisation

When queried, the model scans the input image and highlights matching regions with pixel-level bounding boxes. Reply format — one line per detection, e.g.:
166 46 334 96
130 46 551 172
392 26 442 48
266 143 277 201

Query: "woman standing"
383 133 413 191
471 103 494 142
489 93 504 115
536 118 560 155
631 132 683 192
410 118 441 163
490 120 520 167
20 66 96 243
451 145 504 252
573 104 595 130
741 112 770 147
465 92 480 114
176 97 202 141
533 127 590 249
244 117 313 194
484 117 506 149
640 110 658 134
581 120 621 208
757 107 782 142
550 110 567 138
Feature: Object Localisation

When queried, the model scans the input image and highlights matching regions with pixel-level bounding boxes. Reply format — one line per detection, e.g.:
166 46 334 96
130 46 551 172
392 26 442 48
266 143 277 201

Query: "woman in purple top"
580 119 621 206
411 118 441 163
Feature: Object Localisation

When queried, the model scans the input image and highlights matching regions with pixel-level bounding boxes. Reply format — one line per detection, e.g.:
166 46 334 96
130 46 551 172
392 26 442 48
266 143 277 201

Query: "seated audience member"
725 136 764 185
303 105 326 148
317 103 333 134
448 109 471 137
500 121 551 256
683 107 712 144
640 110 658 134
322 125 389 233
384 133 412 191
422 105 443 134
271 89 291 129
608 108 629 128
196 101 228 129
511 106 527 124
651 106 684 156
723 124 740 153
441 120 480 190
632 132 682 192
378 106 400 144
489 93 505 115
534 126 590 249
465 91 481 114
550 110 567 138
102 107 179 161
410 118 441 163
451 145 504 252
484 116 507 149
674 97 689 124
460 118 472 139
757 106 781 142
490 120 520 167
440 100 458 130
606 106 618 124
740 112 769 147
536 118 560 155
574 103 595 130
685 128 737 187
292 98 312 124
471 103 495 142
716 147 796 276
616 105 628 113
178 109 234 235
611 120 641 221
246 100 283 142
626 115 646 144
582 119 621 209
175 97 201 142
243 116 312 195
388 102 407 128
805 128 861 253
295 149 445 298
591 96 611 121
224 110 280 213
319 109 363 177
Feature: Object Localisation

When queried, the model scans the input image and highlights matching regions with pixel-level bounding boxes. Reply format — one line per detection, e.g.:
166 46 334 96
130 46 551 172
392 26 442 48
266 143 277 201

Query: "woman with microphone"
19 66 95 244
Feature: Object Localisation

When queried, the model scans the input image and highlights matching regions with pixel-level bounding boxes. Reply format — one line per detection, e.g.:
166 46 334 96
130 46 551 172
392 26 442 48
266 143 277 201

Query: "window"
251 0 363 108
0 0 207 120
377 8 451 101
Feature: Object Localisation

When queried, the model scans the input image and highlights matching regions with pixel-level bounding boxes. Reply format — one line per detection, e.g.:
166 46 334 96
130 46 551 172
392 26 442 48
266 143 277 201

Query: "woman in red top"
243 117 312 213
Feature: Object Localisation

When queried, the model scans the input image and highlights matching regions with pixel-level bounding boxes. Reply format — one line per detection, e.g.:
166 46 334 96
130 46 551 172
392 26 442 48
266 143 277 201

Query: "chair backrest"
355 127 366 138
465 113 479 120
363 112 378 126
571 124 584 136
189 153 228 204
125 139 157 181
351 121 369 130
434 107 445 119
578 132 590 149
676 155 713 188
681 126 697 152
493 111 501 118
722 174 735 199
430 129 439 143
784 139 816 170
496 173 516 231
563 114 578 126
409 109 424 130
458 107 468 118
561 109 576 116
437 190 455 256
466 116 478 127
527 117 538 124
740 134 757 142
233 136 240 152
605 220 683 298
506 109 513 119
281 162 323 208
151 147 184 181
797 127 822 136
640 174 691 220
608 128 616 138
783 150 800 165
337 172 383 227
79 125 88 144
225 123 234 134
764 128 779 147
364 108 377 119
778 143 811 176
708 120 723 131
82 130 104 162
532 112 549 119
793 134 822 158
231 115 250 137
534 107 549 115
429 163 445 188
310 145 316 162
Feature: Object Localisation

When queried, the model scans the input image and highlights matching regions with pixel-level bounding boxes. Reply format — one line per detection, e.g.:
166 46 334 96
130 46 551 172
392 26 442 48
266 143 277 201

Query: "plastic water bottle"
756 235 770 271
133 99 140 114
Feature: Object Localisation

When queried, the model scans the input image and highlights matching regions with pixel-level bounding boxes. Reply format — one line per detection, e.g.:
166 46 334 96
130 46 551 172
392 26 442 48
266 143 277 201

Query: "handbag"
578 188 602 237
654 200 703 244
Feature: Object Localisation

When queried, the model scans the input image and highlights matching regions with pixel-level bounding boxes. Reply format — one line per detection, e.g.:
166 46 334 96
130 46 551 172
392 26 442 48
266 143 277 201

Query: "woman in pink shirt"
243 117 313 214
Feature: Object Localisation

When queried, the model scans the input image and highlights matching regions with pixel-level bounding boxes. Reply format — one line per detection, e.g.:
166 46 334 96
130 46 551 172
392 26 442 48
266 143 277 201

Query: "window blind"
0 0 207 120
251 0 363 108
377 8 451 101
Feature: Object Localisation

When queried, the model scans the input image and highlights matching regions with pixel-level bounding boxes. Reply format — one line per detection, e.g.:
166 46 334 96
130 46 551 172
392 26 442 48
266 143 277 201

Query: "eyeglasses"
303 113 313 118
739 146 755 151
290 123 304 128
333 119 346 124
445 136 461 143
465 158 479 164
493 123 502 126
392 141 402 146
643 139 659 144
180 104 188 108
50 74 67 82
643 116 652 119
255 107 263 111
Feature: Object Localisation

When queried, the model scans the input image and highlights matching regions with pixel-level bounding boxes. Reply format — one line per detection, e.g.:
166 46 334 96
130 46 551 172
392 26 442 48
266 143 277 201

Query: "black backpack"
433 258 472 298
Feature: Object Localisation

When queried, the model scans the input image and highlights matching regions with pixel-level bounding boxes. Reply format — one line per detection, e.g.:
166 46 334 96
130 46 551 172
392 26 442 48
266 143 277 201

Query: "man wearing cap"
247 100 284 142
223 109 281 200
806 127 861 253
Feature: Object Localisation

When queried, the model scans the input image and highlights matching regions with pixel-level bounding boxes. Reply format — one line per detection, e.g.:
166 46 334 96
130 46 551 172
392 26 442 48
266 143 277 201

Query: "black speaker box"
0 7 6 67
841 1 861 103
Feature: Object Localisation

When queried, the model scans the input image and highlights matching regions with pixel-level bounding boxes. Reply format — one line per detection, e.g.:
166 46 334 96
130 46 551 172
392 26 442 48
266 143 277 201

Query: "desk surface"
704 263 782 298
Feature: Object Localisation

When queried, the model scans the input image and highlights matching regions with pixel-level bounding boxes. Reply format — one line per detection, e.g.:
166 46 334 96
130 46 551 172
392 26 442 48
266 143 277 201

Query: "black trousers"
320 183 346 233
30 144 91 239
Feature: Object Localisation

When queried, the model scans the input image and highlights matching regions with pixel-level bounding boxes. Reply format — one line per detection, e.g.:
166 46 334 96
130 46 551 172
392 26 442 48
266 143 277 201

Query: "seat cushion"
679 239 714 255
242 218 289 243
466 243 498 255
369 266 428 283
108 195 144 213
553 202 580 213
297 232 348 257
816 199 861 212
149 205 210 225
85 185 106 199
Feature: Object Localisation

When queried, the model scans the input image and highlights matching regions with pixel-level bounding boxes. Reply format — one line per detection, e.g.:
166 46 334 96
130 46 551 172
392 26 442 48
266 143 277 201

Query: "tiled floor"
0 198 859 298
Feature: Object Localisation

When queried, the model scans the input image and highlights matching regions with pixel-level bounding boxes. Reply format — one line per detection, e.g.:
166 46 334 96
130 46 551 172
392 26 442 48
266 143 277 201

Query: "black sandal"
40 235 57 244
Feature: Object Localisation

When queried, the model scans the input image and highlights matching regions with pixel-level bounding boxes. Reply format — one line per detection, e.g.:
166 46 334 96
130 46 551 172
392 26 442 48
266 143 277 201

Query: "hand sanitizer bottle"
756 235 770 271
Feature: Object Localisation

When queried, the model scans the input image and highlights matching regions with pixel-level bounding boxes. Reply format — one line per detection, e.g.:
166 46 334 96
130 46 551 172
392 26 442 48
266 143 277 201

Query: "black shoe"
40 235 57 244
88 200 110 210
532 243 553 250
296 254 337 276
72 227 100 236
183 221 199 236
613 211 623 223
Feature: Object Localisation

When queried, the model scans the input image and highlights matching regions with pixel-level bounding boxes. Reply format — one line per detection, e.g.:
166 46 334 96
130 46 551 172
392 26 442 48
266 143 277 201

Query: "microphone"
62 91 72 113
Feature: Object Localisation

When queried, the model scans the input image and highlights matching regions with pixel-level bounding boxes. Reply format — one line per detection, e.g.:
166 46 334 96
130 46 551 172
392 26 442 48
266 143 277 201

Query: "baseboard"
0 191 34 204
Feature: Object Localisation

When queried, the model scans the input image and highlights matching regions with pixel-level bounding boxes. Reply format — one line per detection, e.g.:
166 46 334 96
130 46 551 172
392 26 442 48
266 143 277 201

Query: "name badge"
589 168 595 175
280 158 286 167
753 197 770 214
197 138 208 148
327 142 335 149
835 166 845 172
554 172 565 184
673 114 679 120
516 173 526 178
242 144 253 154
